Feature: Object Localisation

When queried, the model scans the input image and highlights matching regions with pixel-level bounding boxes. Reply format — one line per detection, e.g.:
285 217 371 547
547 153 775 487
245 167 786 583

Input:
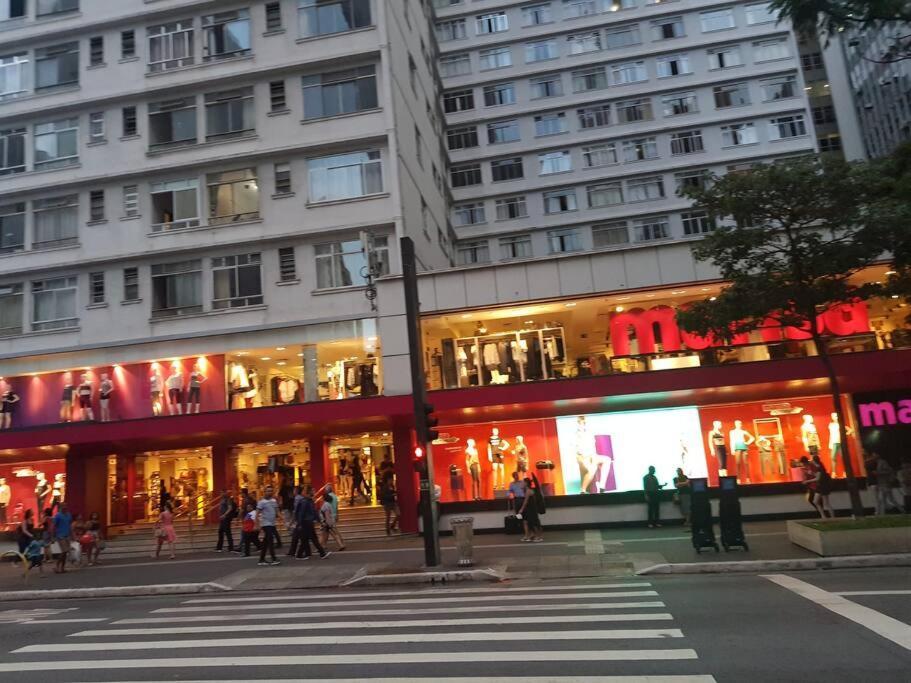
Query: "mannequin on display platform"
514 435 529 474
801 414 821 457
729 420 755 483
0 477 9 524
34 472 50 516
99 373 114 422
828 413 852 474
707 420 728 475
60 373 75 422
465 438 481 500
51 473 66 512
166 368 184 415
150 370 163 416
0 383 20 430
185 364 206 414
77 374 94 421
487 427 510 491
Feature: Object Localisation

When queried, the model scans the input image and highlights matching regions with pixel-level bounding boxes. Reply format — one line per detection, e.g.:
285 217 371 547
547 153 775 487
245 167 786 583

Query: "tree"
676 156 903 518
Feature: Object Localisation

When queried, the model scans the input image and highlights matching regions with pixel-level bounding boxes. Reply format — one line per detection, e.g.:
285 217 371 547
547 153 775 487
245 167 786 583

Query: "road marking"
16 618 108 625
183 581 652 604
764 574 911 652
116 601 666 624
835 590 911 596
72 613 675 637
0 650 700 672
133 678 717 683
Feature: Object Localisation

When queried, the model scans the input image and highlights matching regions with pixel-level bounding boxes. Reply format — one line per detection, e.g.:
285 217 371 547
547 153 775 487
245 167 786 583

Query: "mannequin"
707 420 728 475
487 427 510 491
77 373 94 421
34 472 50 516
729 419 755 483
0 477 10 524
828 412 852 474
514 435 529 474
149 370 163 416
60 372 75 422
99 373 114 422
0 382 20 430
185 364 207 414
51 473 66 512
166 368 184 415
801 414 821 457
465 438 481 500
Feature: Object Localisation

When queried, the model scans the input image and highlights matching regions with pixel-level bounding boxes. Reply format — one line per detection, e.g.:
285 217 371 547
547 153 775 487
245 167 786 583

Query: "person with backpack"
215 490 238 553
319 491 346 551
293 486 329 560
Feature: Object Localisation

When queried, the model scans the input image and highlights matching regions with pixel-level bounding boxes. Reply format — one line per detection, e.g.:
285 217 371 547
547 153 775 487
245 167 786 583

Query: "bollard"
449 517 474 567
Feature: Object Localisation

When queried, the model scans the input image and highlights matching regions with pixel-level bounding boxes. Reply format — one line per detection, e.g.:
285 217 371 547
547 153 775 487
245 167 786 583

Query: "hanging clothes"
482 343 499 369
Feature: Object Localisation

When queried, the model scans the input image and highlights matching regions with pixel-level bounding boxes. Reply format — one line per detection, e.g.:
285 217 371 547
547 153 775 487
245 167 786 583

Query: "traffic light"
413 446 427 475
420 402 440 444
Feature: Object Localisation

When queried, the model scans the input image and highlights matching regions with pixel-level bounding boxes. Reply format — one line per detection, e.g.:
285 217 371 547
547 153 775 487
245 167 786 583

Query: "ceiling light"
565 302 577 308
297 352 304 357
276 347 286 351
710 297 717 301
277 361 287 366
615 306 624 312
461 314 472 319
260 356 271 361
891 295 900 299
885 270 897 275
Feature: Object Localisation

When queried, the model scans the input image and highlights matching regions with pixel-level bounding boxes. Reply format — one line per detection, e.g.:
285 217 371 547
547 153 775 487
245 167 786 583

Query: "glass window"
122 106 138 137
483 82 515 106
435 18 466 42
454 203 486 226
708 45 742 69
32 276 77 330
0 202 25 254
450 163 482 187
543 188 576 213
616 98 653 123
122 185 139 218
538 150 571 174
89 272 105 305
212 252 263 309
149 97 197 148
622 137 658 161
714 82 751 108
447 126 479 150
151 260 203 317
670 130 704 155
522 3 552 26
207 168 260 224
491 157 524 181
89 189 105 221
487 120 520 144
315 235 388 289
568 31 602 55
592 221 628 248
753 38 790 62
202 9 251 61
35 42 78 90
205 87 255 141
722 122 758 146
298 0 372 38
813 105 836 125
150 178 200 232
632 216 669 242
89 111 105 142
611 61 647 85
525 39 558 62
656 54 691 77
123 267 139 301
440 53 471 77
651 16 684 40
308 150 383 201
33 195 78 249
1 0 26 20
37 0 78 15
562 0 596 18
587 181 623 208
662 91 698 116
89 36 104 66
701 8 735 32
534 113 567 136
627 176 665 201
495 196 527 220
302 65 377 119
0 53 30 100
278 247 297 281
147 20 195 72
578 103 610 129
0 127 25 175
675 169 709 192
34 118 78 170
745 2 776 25
457 240 490 264
121 30 136 59
274 162 292 194
582 142 618 167
572 66 607 92
265 2 283 31
682 210 715 235
443 89 474 113
476 11 507 34
530 74 563 98
548 228 582 253
769 114 807 140
479 47 512 71
499 233 532 259
762 74 797 101
0 283 23 336
604 24 640 49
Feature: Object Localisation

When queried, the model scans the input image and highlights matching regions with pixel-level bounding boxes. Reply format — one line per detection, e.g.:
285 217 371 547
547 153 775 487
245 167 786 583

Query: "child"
241 503 259 557
24 539 45 576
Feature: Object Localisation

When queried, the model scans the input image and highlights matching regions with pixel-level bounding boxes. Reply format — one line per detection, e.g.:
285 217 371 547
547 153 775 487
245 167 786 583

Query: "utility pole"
400 236 441 567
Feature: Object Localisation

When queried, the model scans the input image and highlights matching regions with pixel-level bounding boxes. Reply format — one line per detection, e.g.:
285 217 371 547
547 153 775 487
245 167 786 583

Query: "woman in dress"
154 501 177 559
86 511 104 565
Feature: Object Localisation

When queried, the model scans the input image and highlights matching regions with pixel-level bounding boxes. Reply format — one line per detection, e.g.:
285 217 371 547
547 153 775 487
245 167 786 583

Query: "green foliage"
770 0 911 35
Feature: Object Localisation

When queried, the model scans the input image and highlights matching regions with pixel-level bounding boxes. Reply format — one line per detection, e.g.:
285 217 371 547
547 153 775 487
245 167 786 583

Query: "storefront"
0 450 67 530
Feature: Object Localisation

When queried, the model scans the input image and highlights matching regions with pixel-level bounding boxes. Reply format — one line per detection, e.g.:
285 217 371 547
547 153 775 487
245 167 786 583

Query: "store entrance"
229 440 311 501
329 432 394 508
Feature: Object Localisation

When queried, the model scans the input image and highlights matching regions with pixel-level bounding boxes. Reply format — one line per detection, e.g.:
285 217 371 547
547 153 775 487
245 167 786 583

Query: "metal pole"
400 237 441 567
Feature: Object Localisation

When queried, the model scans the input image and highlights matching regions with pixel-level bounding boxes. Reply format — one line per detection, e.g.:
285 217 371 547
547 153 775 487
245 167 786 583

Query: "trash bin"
450 516 474 567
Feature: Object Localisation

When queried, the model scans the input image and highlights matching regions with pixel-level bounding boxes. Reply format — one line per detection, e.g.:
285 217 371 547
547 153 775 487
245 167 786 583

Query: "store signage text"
610 302 871 356
857 400 911 427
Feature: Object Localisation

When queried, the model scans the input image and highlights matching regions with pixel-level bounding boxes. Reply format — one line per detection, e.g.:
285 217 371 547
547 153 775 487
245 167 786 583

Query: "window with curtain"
33 195 78 248
0 53 30 100
31 276 77 330
151 260 203 317
307 150 383 202
587 182 623 208
0 283 22 336
303 65 378 119
147 20 195 72
538 150 571 175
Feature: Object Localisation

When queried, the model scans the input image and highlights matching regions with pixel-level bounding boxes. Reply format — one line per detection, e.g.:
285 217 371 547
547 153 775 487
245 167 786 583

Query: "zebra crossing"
0 579 716 681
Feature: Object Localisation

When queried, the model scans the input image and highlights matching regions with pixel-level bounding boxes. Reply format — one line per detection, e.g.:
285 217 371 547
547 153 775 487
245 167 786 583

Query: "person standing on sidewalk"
643 466 665 528
294 486 329 560
215 490 238 553
673 468 691 526
517 476 543 542
379 479 400 536
256 485 281 566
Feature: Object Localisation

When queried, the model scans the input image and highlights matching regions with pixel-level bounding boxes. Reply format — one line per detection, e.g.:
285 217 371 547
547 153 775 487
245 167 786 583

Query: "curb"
636 553 911 575
340 566 506 587
0 582 231 602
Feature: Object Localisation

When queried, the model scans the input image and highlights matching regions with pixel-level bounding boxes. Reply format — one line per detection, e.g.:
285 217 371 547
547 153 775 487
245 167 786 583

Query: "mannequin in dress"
77 373 94 421
51 473 66 512
166 368 184 415
827 412 852 474
185 364 207 414
514 435 529 474
801 414 821 457
0 382 19 430
487 427 510 491
60 372 75 423
728 419 755 483
150 370 163 416
34 472 50 516
707 420 727 476
465 438 481 500
99 373 114 422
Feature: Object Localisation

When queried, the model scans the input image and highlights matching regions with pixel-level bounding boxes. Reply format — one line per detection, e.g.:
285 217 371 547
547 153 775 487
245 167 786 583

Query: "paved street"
0 568 908 682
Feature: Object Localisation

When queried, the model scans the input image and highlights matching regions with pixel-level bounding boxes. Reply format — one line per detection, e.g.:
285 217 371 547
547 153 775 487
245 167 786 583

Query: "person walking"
899 455 911 513
17 508 35 555
287 486 305 557
320 491 346 551
873 454 905 515
673 468 691 526
52 503 73 573
643 466 665 528
799 456 824 517
811 455 835 518
158 481 171 512
294 486 329 560
349 457 370 506
154 501 177 559
86 511 104 565
379 479 400 536
215 490 238 553
257 485 281 566
240 502 258 556
517 475 543 542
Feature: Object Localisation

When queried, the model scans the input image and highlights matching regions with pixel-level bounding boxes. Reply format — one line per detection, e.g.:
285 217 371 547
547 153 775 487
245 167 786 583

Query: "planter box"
788 519 911 556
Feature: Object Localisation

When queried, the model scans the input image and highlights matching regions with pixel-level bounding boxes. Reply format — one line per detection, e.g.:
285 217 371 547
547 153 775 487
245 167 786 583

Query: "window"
85 113 105 144
454 203 486 226
622 137 658 161
708 45 742 69
483 82 515 106
32 276 77 330
753 38 790 63
315 236 388 289
714 82 751 108
605 25 640 49
205 88 254 141
543 188 576 213
530 75 563 99
34 118 78 170
302 65 377 120
476 12 507 34
522 3 552 26
435 18 467 42
149 97 197 148
662 91 698 116
147 20 194 72
450 163 481 187
0 283 23 335
308 150 383 201
500 233 532 259
443 89 474 113
525 39 558 63
121 31 136 59
1 0 26 20
495 196 527 220
577 103 610 129
682 210 715 235
89 190 105 221
701 8 735 32
487 120 520 144
568 31 602 55
745 2 776 25
274 162 292 194
651 16 684 40
122 106 137 137
151 260 202 317
123 267 139 301
611 61 647 85
656 54 691 77
298 0 372 37
265 80 286 113
89 272 105 305
0 53 30 100
265 2 283 31
587 181 623 208
538 150 571 174
440 53 471 77
593 221 629 248
670 130 704 155
448 126 479 150
675 169 709 192
632 216 669 242
0 127 25 175
563 0 596 18
35 43 79 90
535 113 567 136
278 247 297 281
151 179 200 232
572 66 607 92
491 157 523 182
207 168 260 224
769 114 807 140
582 142 617 167
548 228 581 253
627 176 665 201
89 37 104 66
801 53 824 71
761 75 797 101
818 135 842 153
457 240 490 264
122 185 139 218
722 122 758 146
0 203 25 253
616 98 653 123
37 0 78 15
813 105 836 125
479 47 512 71
211 253 263 309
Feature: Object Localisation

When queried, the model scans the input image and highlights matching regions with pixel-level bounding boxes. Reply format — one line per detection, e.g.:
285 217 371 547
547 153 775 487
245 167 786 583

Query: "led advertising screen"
555 407 708 494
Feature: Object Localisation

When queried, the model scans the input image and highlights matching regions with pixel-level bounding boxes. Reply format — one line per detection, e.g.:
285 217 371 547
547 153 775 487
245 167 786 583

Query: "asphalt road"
0 568 907 682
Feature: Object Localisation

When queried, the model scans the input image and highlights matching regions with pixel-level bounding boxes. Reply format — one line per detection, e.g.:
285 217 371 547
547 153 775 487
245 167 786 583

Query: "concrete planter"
788 519 911 556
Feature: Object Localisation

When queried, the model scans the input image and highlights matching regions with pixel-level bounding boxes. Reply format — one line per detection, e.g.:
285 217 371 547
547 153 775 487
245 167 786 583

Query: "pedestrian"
350 456 370 506
17 508 35 554
643 466 665 528
811 455 835 518
279 477 295 531
40 507 53 563
256 485 281 566
379 479 400 536
378 453 395 486
673 468 691 526
899 455 911 512
294 486 329 560
86 511 104 565
517 475 543 542
800 456 824 517
70 513 86 567
287 486 305 557
507 471 525 512
874 454 905 515
52 502 73 574
158 481 171 512
215 489 238 553
320 491 346 551
154 501 177 559
241 503 258 556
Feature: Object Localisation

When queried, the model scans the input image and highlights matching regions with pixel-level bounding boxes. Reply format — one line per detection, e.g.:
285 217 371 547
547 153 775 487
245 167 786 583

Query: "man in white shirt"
256 485 281 566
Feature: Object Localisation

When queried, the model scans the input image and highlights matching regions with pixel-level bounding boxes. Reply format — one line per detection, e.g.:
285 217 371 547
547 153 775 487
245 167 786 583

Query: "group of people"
864 452 910 516
800 454 836 518
15 504 104 575
507 472 546 542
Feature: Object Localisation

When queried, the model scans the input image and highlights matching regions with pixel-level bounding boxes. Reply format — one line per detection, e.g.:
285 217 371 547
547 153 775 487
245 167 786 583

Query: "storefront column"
212 445 232 494
392 425 418 533
303 345 319 403
64 445 88 518
308 436 329 490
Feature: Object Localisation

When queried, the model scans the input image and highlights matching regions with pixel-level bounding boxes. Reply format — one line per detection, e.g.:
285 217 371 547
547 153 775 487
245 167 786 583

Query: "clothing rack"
450 327 565 388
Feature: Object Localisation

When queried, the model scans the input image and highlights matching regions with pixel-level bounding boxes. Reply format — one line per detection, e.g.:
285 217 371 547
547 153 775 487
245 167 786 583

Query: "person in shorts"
52 503 73 574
